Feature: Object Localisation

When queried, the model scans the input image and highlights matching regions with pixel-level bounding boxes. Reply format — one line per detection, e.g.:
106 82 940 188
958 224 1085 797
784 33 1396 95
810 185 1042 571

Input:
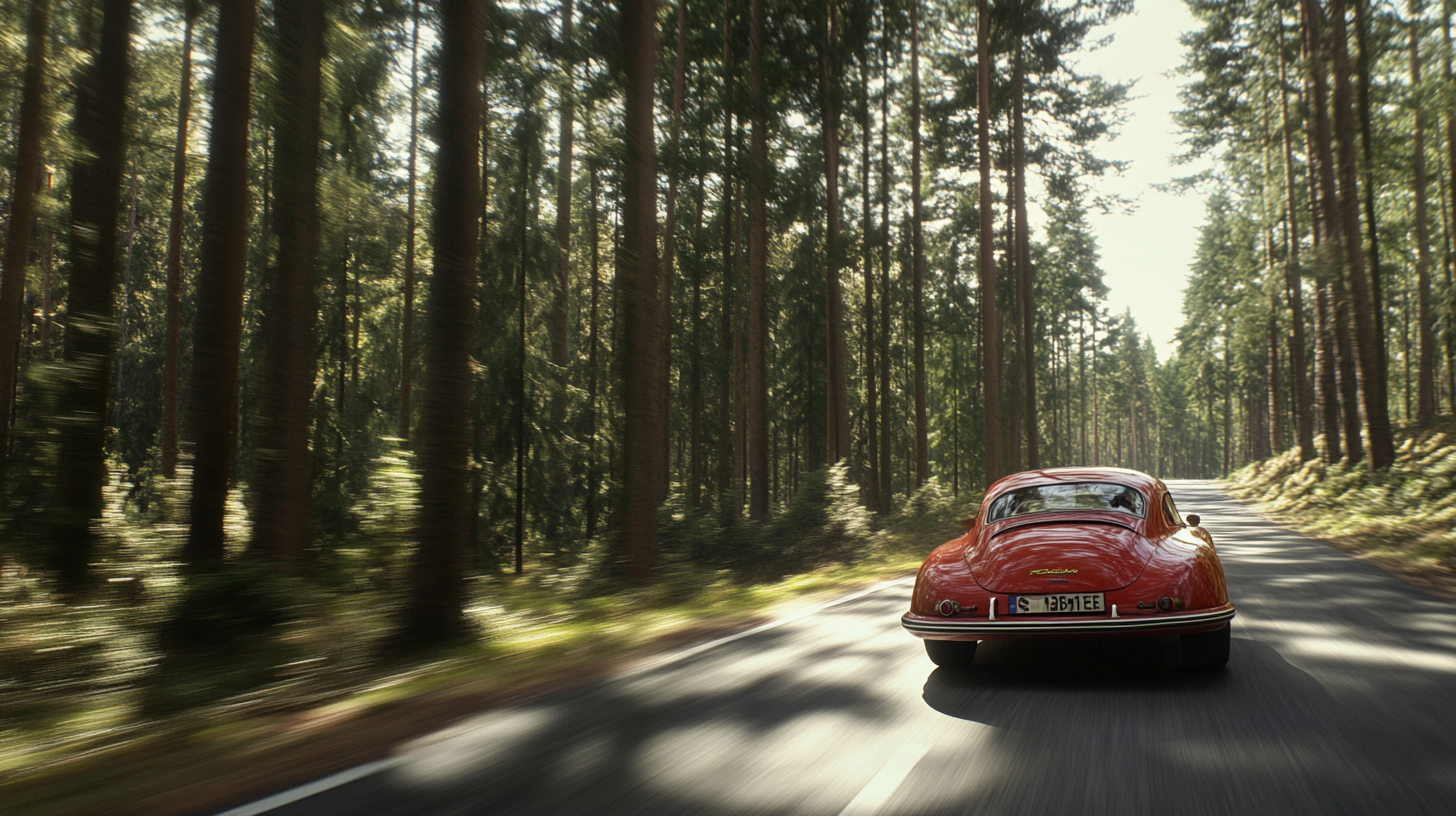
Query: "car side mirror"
1186 514 1201 527
960 517 977 534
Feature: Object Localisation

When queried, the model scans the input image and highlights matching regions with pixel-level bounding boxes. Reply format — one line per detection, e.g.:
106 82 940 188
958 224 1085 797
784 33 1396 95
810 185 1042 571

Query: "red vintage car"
902 467 1233 669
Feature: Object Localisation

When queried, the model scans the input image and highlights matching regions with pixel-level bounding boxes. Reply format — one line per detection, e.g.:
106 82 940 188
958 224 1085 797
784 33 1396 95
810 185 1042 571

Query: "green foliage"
657 464 873 580
765 463 874 567
1228 421 1456 566
0 370 63 575
324 442 420 592
894 475 965 524
155 561 293 653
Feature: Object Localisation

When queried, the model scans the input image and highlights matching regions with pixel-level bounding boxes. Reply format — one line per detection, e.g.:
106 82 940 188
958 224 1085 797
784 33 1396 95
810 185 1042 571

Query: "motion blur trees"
0 0 1186 638
0 0 49 464
185 0 257 566
54 0 133 590
621 0 663 581
401 0 483 640
251 0 326 569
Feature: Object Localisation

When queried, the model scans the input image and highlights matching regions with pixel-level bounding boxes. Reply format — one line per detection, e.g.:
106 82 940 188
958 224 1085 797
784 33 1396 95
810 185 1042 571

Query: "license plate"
1007 593 1105 614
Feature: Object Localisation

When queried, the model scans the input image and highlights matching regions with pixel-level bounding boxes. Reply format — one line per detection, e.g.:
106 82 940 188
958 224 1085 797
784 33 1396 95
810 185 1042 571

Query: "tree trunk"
622 0 663 580
1442 156 1456 416
1410 1 1438 425
1259 75 1282 458
1353 0 1386 359
733 264 745 511
400 0 483 640
251 0 324 570
690 167 705 507
878 28 893 513
470 56 493 565
1333 282 1362 463
1278 21 1316 461
1445 1 1456 413
0 0 49 463
716 0 734 499
861 57 878 511
181 0 260 565
1329 0 1395 467
1079 312 1087 464
1013 39 1037 471
717 176 736 500
1092 314 1100 467
399 0 420 441
515 111 532 574
658 0 686 502
1315 282 1343 460
1004 158 1021 475
57 0 132 587
549 0 576 536
586 159 602 538
977 0 1003 484
815 3 851 471
162 0 198 478
879 31 891 512
1298 6 1351 462
747 0 770 519
1303 129 1343 463
911 0 929 486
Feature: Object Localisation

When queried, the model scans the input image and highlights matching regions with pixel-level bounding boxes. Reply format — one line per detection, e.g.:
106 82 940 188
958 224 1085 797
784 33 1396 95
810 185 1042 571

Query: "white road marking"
213 576 915 815
836 742 932 816
213 759 396 816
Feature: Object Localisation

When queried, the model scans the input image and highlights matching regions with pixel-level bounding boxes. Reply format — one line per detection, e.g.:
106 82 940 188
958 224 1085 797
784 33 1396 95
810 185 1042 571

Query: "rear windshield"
986 482 1147 523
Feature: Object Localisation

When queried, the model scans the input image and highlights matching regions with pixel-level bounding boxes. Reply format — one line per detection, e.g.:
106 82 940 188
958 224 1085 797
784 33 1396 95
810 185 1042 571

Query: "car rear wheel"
1181 623 1230 669
925 639 977 669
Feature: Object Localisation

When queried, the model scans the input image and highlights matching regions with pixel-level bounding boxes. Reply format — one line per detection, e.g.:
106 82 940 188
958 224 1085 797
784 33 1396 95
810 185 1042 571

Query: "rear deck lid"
967 515 1154 594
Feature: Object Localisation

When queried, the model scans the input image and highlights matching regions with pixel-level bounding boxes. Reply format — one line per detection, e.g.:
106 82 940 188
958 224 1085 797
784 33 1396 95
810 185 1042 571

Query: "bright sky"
1075 1 1213 361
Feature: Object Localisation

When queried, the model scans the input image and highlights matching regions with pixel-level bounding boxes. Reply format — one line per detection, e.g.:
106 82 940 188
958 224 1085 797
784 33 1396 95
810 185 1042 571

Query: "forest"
1 0 1455 755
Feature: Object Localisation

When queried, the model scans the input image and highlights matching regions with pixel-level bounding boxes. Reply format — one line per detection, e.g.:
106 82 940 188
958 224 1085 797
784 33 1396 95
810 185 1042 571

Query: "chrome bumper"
901 605 1235 638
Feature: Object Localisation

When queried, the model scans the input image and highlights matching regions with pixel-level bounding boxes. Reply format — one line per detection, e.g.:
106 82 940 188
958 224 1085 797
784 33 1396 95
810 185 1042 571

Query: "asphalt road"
222 480 1456 816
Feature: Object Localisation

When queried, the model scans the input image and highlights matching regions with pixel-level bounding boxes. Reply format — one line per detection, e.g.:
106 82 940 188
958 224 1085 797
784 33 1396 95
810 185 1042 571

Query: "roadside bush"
327 443 419 594
156 561 293 653
882 477 976 543
1228 423 1456 567
763 464 872 571
657 464 873 580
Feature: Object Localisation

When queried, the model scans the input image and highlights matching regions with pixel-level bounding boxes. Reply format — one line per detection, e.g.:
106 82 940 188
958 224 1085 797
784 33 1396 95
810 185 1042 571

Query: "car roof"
984 467 1164 502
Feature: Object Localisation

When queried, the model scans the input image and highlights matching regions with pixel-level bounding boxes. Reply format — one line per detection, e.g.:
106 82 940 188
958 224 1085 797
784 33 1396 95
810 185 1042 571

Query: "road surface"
220 480 1456 815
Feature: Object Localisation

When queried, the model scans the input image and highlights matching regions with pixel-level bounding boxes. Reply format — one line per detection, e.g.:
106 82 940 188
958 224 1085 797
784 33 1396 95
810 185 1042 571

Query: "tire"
1181 623 1230 669
925 639 978 669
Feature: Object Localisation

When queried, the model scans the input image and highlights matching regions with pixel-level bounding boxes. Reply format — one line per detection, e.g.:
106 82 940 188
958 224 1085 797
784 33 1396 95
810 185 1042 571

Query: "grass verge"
1224 419 1456 599
0 496 966 816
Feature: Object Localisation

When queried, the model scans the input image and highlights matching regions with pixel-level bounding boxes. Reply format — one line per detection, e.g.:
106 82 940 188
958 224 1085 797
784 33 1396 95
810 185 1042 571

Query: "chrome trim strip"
901 606 1234 637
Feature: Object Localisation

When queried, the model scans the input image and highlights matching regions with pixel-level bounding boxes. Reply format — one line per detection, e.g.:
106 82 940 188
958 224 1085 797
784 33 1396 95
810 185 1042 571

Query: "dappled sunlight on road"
1281 636 1456 673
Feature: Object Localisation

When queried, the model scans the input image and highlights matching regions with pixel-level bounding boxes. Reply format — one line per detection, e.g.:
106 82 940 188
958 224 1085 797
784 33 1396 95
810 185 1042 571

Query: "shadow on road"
263 617 915 815
920 635 1317 717
913 615 1456 813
